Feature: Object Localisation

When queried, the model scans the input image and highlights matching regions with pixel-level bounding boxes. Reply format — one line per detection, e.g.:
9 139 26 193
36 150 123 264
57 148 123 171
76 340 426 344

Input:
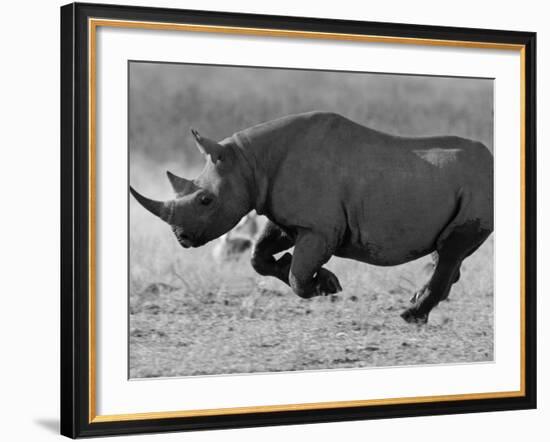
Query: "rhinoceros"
130 111 493 323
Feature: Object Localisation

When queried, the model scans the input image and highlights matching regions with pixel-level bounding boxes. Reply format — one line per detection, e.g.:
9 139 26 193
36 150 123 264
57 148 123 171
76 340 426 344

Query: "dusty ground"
128 63 494 378
129 233 493 378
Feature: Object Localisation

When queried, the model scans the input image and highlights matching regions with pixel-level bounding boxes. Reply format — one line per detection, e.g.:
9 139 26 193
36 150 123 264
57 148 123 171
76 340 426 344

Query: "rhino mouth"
177 236 194 248
172 226 195 248
174 232 209 249
177 236 208 249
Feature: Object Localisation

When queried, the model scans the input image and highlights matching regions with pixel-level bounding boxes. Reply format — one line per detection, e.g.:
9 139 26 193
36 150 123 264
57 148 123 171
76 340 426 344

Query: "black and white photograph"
55 1 539 438
0 0 543 439
128 62 494 379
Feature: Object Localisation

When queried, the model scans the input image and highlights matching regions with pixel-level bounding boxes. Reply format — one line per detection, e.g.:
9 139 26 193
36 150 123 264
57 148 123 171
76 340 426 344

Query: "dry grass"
129 62 494 378
129 219 493 377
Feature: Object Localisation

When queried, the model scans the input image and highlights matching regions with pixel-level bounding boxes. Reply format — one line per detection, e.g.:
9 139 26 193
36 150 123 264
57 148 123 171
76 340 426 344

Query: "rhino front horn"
129 186 173 223
190 127 223 162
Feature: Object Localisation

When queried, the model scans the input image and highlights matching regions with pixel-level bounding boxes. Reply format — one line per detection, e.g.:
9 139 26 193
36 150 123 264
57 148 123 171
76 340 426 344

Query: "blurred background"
130 62 493 168
129 62 494 378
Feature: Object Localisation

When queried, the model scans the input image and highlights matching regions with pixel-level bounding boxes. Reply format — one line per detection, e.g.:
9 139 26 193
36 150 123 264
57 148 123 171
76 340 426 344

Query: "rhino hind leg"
409 253 462 305
401 221 491 324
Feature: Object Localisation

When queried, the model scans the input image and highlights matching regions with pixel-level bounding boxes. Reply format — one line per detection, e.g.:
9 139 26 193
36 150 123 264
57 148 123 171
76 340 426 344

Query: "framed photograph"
60 2 536 438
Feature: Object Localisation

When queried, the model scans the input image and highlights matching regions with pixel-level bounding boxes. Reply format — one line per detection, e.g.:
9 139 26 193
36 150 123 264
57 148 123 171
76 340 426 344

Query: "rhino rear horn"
166 171 193 195
129 186 173 223
190 127 224 162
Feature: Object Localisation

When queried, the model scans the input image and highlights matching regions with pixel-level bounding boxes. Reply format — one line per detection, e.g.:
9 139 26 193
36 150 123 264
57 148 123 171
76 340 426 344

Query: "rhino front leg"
251 221 295 285
289 232 342 299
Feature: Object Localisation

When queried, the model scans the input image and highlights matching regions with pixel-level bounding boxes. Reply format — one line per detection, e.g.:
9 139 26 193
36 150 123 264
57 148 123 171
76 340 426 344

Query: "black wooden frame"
60 2 537 438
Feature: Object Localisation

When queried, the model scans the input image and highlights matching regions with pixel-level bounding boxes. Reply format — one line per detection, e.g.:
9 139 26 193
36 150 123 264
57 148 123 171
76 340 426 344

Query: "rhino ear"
191 128 224 163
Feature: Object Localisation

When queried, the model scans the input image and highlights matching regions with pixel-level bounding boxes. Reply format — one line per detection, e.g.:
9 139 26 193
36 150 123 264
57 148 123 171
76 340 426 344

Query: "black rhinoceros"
130 111 493 323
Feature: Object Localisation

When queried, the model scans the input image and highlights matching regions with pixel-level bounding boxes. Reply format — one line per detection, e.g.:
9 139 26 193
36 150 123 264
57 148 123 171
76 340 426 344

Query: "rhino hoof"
400 308 429 324
316 268 343 296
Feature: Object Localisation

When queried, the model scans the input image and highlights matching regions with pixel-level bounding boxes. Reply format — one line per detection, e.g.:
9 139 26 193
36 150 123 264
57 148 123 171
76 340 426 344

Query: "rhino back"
240 111 492 264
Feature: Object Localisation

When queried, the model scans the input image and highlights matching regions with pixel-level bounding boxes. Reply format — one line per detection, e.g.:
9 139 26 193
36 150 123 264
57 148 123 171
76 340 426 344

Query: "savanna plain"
129 63 494 378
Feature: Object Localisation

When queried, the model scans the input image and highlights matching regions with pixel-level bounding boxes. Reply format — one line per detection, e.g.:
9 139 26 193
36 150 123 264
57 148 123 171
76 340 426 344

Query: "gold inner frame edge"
87 17 527 423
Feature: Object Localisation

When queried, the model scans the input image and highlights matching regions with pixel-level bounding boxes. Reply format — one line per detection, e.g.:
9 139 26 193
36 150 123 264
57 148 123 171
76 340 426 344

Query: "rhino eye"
199 194 213 206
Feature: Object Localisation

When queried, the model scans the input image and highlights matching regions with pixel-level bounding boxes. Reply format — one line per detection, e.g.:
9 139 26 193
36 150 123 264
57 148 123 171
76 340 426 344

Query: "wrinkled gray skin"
130 111 493 323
